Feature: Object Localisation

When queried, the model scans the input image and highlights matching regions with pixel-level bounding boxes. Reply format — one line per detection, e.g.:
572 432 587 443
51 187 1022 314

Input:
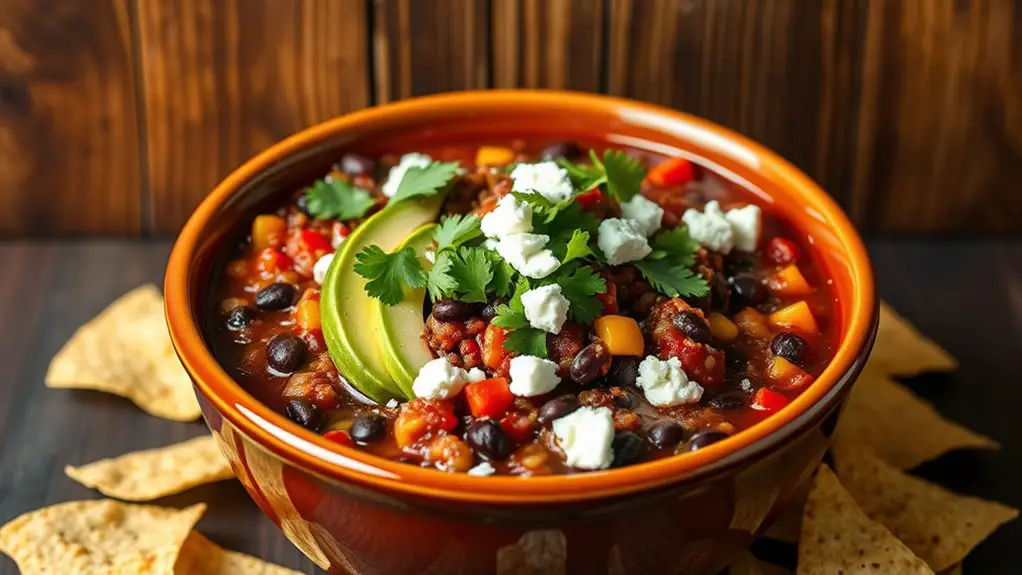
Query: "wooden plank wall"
0 0 1019 236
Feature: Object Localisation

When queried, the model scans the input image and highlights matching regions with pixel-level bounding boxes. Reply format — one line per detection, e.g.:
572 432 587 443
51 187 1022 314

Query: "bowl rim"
166 90 876 504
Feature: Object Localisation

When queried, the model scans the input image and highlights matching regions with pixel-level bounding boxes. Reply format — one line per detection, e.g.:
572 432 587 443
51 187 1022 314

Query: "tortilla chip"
832 443 1018 571
0 500 205 574
869 303 957 376
45 285 201 421
727 550 792 574
65 436 234 501
834 368 997 470
174 531 303 574
798 464 933 574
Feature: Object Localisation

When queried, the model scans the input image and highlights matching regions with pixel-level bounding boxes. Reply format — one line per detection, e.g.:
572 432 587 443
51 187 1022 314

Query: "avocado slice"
320 196 444 404
376 224 436 398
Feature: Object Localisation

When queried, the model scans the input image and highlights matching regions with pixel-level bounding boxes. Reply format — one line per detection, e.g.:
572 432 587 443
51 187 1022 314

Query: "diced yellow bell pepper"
475 146 516 167
707 312 739 342
733 308 771 339
296 296 321 332
768 301 819 335
593 315 644 356
251 214 287 252
767 264 813 297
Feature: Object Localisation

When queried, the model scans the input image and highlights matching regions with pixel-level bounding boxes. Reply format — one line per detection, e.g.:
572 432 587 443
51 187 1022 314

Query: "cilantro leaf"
561 230 592 264
648 226 700 265
303 178 375 220
557 266 607 324
503 327 548 357
426 250 457 300
434 214 482 253
353 245 426 305
557 157 601 190
448 247 492 303
633 258 709 298
487 253 515 299
390 161 460 204
601 150 645 203
491 303 528 329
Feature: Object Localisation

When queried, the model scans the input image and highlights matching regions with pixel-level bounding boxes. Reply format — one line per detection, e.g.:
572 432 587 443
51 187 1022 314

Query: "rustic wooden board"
491 0 606 91
0 0 142 235
136 0 371 233
373 0 489 102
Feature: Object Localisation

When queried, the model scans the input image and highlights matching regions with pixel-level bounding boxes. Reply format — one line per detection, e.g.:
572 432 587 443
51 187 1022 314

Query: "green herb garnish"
448 247 492 303
553 265 606 324
633 226 708 298
303 178 375 220
352 245 426 305
389 161 460 204
557 149 646 203
433 213 482 252
492 280 548 356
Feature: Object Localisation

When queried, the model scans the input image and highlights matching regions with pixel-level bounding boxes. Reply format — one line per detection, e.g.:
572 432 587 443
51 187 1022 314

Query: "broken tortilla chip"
173 531 303 574
727 550 792 574
868 303 957 376
65 436 234 501
45 284 201 421
798 464 933 574
834 367 997 470
0 500 205 574
832 442 1018 571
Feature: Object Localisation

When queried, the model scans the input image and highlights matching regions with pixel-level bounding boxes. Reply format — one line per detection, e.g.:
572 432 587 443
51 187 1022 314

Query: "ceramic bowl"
165 91 876 575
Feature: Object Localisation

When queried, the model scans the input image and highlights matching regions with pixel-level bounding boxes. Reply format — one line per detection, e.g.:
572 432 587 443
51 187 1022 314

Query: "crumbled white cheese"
466 367 487 383
385 399 399 409
520 284 570 334
424 248 436 264
481 194 533 238
380 153 432 198
312 253 335 285
412 357 469 400
597 218 652 265
552 406 615 470
682 200 734 254
620 194 664 237
724 204 761 253
495 233 560 279
467 461 496 476
508 355 561 397
510 161 574 203
635 355 704 407
483 238 499 251
331 229 347 249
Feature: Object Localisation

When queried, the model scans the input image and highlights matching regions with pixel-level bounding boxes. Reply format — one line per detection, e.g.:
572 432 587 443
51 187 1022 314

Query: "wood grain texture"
492 0 605 91
0 0 141 235
373 0 489 102
137 0 370 234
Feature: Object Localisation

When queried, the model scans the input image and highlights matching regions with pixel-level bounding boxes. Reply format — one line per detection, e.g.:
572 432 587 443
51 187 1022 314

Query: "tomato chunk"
647 157 695 188
464 377 514 419
752 387 790 414
300 229 333 254
766 237 800 266
482 324 512 373
393 399 457 448
323 430 356 447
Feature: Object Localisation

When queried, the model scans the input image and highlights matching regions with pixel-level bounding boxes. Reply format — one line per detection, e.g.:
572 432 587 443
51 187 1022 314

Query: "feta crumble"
467 461 496 476
466 367 487 383
380 153 432 198
723 204 761 253
520 284 570 334
552 406 615 470
635 356 704 407
495 233 560 279
424 248 436 264
597 218 652 265
331 229 347 249
510 161 574 203
682 200 734 254
412 357 469 400
385 399 399 409
508 355 561 397
312 253 335 285
481 194 533 238
620 194 664 237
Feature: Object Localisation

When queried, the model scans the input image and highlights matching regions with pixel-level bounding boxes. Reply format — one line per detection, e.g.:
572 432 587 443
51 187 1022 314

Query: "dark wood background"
0 0 1020 237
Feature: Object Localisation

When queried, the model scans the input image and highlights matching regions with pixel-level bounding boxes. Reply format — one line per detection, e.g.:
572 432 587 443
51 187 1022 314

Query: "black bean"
607 357 640 388
771 332 809 365
724 348 748 380
731 272 766 307
707 393 747 410
647 420 684 449
688 430 730 452
611 432 646 467
725 253 756 275
711 273 732 312
254 283 297 310
285 399 323 431
340 153 375 176
349 413 387 444
465 420 512 460
481 303 498 321
537 395 582 426
570 342 612 386
226 305 255 330
267 334 306 375
431 298 480 322
540 141 583 160
672 311 711 344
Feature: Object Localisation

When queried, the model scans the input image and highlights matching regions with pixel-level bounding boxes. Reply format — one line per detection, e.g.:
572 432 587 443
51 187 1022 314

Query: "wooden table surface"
0 239 1018 574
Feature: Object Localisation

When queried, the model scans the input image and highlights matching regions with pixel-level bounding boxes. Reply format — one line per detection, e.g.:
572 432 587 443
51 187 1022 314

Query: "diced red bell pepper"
483 324 512 373
256 247 293 274
323 430 356 447
647 157 695 188
575 188 605 216
464 377 514 419
657 331 725 387
751 387 790 415
596 280 619 315
766 237 800 266
300 229 333 254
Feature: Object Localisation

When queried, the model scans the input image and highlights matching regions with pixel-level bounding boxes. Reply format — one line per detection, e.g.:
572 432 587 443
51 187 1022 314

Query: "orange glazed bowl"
166 91 876 575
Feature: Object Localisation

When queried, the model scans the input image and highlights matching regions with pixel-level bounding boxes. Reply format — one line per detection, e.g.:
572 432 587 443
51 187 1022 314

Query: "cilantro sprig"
557 149 646 203
633 226 708 298
304 178 375 220
390 161 460 204
492 280 548 356
353 245 426 305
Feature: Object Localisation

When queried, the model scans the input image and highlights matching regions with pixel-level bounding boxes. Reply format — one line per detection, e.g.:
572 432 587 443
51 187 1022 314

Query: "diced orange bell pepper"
252 214 287 252
393 399 457 448
767 356 815 392
767 264 813 297
464 377 514 419
768 301 819 335
295 294 321 332
707 312 739 342
593 315 644 356
483 324 511 371
733 308 771 339
647 157 695 188
475 146 516 166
